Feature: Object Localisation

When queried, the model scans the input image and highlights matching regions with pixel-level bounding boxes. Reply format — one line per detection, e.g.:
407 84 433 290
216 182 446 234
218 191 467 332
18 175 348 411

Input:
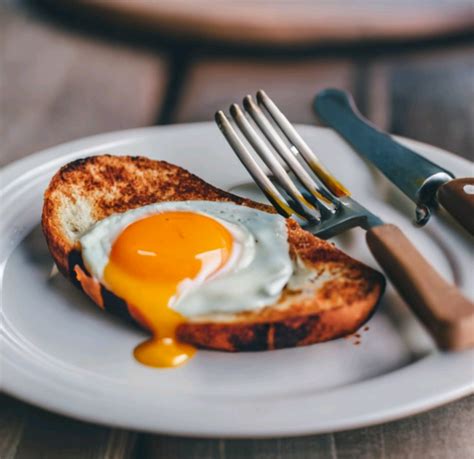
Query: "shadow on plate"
21 224 143 336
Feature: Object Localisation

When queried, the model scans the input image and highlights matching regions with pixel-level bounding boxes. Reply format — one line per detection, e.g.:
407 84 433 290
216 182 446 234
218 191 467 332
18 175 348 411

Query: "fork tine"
256 89 350 198
243 95 337 212
215 111 300 219
228 104 320 222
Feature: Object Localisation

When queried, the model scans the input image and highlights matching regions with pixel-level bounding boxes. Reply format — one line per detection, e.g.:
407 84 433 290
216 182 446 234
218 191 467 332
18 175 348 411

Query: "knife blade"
314 88 474 234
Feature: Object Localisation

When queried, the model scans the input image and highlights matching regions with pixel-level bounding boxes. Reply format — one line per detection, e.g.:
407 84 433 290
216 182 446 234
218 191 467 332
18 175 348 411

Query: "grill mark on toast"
228 324 271 351
273 316 319 349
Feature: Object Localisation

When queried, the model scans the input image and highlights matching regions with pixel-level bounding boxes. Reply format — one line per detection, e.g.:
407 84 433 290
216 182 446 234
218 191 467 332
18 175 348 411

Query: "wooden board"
2 394 473 459
37 0 474 46
2 2 474 458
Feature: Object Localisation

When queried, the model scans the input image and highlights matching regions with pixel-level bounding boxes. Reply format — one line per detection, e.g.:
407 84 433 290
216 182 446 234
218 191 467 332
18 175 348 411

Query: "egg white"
79 201 294 317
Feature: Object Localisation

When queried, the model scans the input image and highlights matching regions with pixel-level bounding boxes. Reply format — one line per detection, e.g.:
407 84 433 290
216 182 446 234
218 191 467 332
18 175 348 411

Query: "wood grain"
331 395 474 459
389 45 474 161
37 0 474 46
140 395 474 459
0 3 157 459
367 223 474 350
0 395 28 459
438 177 474 234
3 393 473 458
174 58 355 124
0 395 137 459
0 5 167 167
2 2 474 458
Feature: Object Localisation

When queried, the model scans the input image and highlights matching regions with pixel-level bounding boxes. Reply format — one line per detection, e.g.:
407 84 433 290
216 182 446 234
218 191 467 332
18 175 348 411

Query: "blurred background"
2 0 473 168
1 1 473 458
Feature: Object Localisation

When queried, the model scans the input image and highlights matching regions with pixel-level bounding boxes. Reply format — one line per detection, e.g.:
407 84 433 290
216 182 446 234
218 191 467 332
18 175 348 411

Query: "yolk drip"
104 212 233 368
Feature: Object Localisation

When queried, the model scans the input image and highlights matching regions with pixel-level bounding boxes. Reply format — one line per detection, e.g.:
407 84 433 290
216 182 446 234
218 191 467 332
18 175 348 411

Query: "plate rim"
1 122 473 438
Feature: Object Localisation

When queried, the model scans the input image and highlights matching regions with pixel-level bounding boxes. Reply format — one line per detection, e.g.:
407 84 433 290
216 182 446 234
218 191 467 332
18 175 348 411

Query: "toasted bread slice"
42 155 384 351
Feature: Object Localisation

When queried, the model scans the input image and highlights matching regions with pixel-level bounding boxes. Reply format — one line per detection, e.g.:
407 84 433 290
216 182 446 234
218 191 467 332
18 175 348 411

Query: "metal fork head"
215 90 382 239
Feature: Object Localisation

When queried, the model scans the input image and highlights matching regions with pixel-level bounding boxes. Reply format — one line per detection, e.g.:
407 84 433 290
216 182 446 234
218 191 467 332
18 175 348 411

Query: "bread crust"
42 155 384 351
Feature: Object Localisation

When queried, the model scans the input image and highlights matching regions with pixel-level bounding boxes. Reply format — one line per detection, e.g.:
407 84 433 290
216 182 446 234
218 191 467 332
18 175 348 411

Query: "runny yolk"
103 211 233 368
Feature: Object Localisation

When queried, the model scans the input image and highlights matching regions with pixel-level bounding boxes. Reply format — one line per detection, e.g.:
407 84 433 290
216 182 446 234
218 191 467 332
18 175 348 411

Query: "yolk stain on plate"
104 212 233 368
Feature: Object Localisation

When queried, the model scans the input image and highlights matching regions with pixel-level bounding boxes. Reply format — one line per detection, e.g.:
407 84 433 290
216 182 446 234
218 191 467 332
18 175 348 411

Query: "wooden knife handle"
437 178 474 235
366 223 474 350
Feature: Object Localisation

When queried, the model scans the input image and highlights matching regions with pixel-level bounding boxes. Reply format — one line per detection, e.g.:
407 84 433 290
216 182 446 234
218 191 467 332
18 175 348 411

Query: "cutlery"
215 90 474 351
314 88 474 234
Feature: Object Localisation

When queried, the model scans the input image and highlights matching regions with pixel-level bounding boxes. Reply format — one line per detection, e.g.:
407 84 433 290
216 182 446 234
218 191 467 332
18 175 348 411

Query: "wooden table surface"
1 2 473 458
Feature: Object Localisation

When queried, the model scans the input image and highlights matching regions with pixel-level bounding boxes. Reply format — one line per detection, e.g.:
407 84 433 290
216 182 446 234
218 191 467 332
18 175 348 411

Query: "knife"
313 88 474 235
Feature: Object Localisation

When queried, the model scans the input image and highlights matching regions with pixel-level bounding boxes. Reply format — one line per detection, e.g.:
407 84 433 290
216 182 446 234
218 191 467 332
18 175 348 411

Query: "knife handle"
437 178 474 235
366 223 474 350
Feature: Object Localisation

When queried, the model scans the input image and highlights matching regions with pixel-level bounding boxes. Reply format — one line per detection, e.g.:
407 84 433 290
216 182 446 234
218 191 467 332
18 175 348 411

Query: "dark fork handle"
367 224 474 350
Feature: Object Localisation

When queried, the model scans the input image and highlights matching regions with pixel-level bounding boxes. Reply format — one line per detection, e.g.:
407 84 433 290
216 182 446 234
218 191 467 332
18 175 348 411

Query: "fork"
215 90 474 351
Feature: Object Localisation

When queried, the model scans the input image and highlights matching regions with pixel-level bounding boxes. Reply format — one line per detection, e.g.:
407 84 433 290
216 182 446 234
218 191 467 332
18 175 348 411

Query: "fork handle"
366 223 474 350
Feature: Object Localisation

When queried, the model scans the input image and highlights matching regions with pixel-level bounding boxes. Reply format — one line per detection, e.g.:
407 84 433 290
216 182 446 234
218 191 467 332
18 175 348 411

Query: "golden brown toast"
42 155 384 351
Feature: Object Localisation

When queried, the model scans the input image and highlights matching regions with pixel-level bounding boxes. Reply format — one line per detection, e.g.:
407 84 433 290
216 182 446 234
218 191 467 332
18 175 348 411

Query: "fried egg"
79 201 293 368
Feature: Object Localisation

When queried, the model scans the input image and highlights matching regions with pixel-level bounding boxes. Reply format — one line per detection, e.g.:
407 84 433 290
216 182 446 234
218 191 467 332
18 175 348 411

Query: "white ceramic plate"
1 123 473 438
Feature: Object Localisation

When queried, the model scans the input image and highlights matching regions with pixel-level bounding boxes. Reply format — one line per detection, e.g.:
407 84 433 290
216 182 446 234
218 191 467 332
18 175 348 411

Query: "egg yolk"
103 211 233 368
